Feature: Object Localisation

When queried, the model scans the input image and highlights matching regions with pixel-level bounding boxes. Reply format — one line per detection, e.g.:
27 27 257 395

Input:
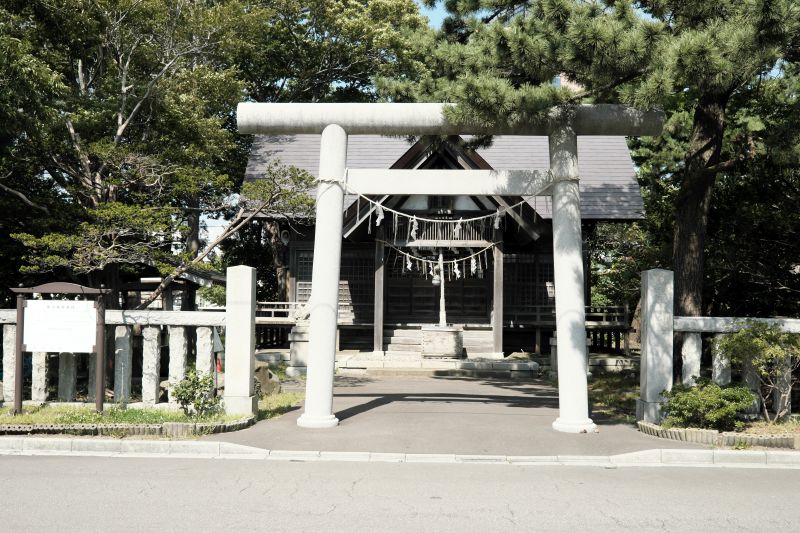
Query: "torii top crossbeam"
237 102 662 136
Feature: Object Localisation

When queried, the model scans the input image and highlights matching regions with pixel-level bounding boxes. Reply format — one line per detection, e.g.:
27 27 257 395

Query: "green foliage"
171 370 220 417
630 66 800 318
12 202 176 273
0 0 424 296
587 370 639 424
198 284 226 307
715 322 800 422
240 160 316 217
253 377 264 401
2 405 222 425
384 1 800 326
257 391 304 422
221 159 315 301
587 222 664 308
662 379 755 431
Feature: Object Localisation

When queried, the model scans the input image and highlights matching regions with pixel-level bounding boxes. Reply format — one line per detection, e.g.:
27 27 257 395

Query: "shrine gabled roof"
245 135 643 220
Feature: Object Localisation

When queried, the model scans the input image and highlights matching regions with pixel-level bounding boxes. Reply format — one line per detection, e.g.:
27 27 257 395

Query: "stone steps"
380 352 424 360
384 336 422 345
383 343 422 352
383 326 423 353
336 356 540 378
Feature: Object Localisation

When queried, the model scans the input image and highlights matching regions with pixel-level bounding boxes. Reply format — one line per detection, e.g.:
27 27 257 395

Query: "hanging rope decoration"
355 189 532 225
375 204 385 226
381 240 494 281
344 180 545 280
349 184 539 246
343 167 555 247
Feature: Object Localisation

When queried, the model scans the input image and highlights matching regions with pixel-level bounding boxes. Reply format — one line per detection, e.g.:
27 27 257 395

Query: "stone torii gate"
237 103 663 433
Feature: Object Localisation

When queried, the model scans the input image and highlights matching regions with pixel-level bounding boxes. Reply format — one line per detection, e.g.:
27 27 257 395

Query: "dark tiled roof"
245 135 643 220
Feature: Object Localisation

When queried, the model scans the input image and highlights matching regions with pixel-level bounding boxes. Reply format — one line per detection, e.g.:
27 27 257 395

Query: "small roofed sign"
23 300 96 353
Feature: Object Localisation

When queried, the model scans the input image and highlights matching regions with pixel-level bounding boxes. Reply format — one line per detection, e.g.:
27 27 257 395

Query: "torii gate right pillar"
549 122 596 433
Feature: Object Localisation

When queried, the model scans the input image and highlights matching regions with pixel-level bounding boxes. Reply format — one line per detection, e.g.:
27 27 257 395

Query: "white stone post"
167 326 187 404
114 326 132 404
711 334 731 385
287 321 310 377
297 124 347 429
3 324 16 403
196 327 214 376
549 122 595 433
636 269 674 422
141 326 161 405
743 359 762 415
681 332 702 385
57 353 77 402
224 265 257 416
31 352 48 402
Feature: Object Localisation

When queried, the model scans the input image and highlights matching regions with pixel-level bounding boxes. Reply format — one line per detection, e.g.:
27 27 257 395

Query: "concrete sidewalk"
206 375 702 456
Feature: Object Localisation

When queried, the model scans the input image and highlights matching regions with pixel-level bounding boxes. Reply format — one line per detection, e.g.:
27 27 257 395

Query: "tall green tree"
1 0 425 305
632 63 800 318
0 5 72 303
4 0 248 306
381 0 799 376
220 0 426 301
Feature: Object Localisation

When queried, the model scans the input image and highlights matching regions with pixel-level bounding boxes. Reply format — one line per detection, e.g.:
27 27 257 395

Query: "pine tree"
381 0 799 377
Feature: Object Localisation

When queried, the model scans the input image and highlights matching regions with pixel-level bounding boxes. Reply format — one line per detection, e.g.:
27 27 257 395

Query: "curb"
637 421 800 449
0 417 255 438
1 437 800 468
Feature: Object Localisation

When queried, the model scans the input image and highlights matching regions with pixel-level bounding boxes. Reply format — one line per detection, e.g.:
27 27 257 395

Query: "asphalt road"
1 456 798 532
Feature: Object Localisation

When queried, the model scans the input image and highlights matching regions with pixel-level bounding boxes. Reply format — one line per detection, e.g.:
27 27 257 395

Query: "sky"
417 1 448 28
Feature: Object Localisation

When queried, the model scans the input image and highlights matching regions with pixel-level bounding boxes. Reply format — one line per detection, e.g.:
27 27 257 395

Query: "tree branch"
704 159 737 173
566 70 645 103
0 179 50 214
134 200 270 310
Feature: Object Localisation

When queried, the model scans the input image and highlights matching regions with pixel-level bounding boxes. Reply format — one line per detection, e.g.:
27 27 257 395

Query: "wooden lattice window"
295 250 314 303
292 247 374 323
504 253 555 315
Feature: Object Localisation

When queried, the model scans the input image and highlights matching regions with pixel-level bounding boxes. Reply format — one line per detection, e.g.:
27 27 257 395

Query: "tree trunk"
186 197 201 257
89 263 122 310
265 221 289 301
672 92 728 381
630 296 642 346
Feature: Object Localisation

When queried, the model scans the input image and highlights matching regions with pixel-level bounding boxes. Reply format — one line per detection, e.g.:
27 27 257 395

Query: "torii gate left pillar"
297 124 347 428
237 102 663 433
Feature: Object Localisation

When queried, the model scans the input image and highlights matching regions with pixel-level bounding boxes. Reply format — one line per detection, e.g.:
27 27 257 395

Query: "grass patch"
258 391 303 421
0 404 240 425
587 370 639 424
268 363 305 382
741 418 800 435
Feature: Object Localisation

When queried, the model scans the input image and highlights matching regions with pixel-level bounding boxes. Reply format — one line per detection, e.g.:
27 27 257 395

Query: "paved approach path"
2 456 799 532
207 375 701 456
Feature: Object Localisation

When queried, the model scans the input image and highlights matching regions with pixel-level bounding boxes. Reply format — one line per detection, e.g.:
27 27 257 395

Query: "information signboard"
23 300 97 353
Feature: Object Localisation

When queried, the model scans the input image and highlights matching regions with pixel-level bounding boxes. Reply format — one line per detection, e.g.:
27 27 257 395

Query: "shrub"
662 379 755 431
253 376 264 400
172 370 220 417
715 321 800 423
